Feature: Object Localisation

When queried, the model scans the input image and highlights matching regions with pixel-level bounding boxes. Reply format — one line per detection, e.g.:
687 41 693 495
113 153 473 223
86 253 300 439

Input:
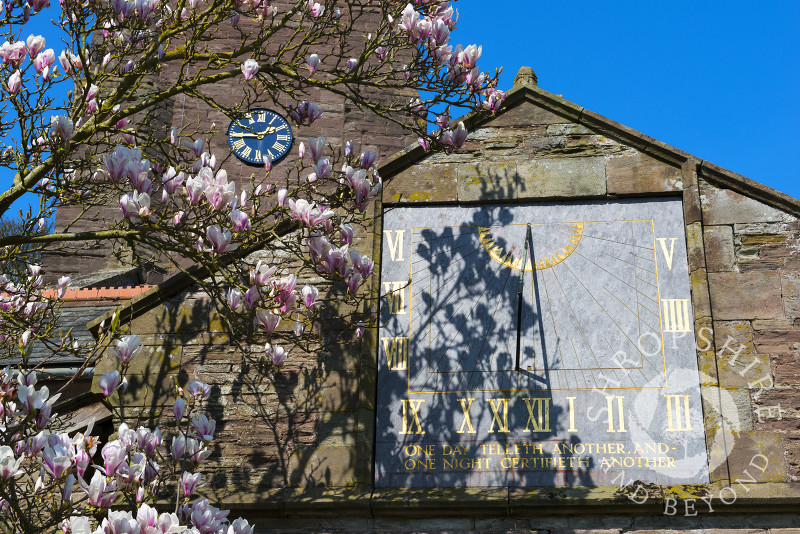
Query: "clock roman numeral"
276 134 290 141
456 398 476 434
256 111 266 122
605 396 627 433
488 398 510 433
400 399 425 434
275 123 287 131
381 336 408 370
255 150 262 162
232 139 245 150
522 397 551 433
661 298 692 332
238 146 252 158
666 394 693 431
272 141 287 152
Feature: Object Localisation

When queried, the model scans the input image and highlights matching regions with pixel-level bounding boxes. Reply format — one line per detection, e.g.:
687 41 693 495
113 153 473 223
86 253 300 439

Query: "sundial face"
375 198 709 488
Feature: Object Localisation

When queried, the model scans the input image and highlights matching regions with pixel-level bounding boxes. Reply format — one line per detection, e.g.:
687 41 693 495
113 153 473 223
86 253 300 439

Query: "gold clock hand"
230 132 260 138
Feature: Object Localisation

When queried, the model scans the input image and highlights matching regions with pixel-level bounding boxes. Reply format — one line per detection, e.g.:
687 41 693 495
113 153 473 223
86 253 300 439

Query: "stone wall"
87 71 800 531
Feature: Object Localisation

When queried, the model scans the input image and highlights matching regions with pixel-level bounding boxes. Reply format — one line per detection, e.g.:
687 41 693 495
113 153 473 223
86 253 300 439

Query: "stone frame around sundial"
374 197 710 488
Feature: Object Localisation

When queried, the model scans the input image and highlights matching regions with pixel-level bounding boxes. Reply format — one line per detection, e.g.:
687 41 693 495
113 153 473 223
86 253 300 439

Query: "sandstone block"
384 163 458 203
704 225 736 272
702 186 787 225
456 161 519 201
606 152 682 195
516 157 605 199
708 271 783 320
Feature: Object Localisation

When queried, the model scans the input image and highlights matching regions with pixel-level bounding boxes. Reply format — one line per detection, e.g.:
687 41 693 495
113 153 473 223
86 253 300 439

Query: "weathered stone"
456 162 518 201
384 163 458 203
685 222 706 272
701 185 787 225
489 100 570 127
770 352 800 386
546 123 594 136
704 225 736 272
516 157 605 199
724 430 786 482
690 267 712 318
606 152 682 195
707 271 783 320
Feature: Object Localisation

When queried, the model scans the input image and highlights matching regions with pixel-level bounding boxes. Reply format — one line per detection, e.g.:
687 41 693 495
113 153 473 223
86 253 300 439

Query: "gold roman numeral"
255 150 262 162
381 337 408 370
256 111 266 122
383 281 406 314
276 134 290 141
522 397 551 433
661 298 692 332
666 394 693 431
656 237 677 270
232 139 245 150
273 141 287 151
605 396 627 433
456 398 476 434
488 398 510 433
239 146 252 158
400 399 425 434
384 230 405 261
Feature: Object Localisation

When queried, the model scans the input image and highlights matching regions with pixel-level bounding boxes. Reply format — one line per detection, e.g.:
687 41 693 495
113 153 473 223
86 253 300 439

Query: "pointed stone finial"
514 66 538 87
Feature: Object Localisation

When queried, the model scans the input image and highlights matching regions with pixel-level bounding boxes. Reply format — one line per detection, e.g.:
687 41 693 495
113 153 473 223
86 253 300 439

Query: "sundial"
375 198 709 487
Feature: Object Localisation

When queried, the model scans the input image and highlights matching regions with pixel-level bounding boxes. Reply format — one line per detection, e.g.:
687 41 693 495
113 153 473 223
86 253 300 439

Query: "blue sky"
453 0 800 198
3 1 799 219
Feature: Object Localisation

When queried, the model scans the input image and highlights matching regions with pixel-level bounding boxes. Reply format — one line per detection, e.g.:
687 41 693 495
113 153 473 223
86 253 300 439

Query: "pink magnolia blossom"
459 44 482 69
358 150 377 169
112 334 142 363
340 224 354 245
227 288 242 310
58 50 81 75
241 59 259 80
346 273 363 294
33 49 54 73
251 261 276 286
50 115 74 141
256 309 281 332
243 285 260 310
301 285 318 308
277 188 288 207
26 35 45 58
306 0 323 17
174 398 186 421
0 447 23 479
288 199 334 228
7 70 21 94
346 58 358 70
181 472 202 497
119 193 138 219
312 157 332 179
186 380 211 400
355 321 365 339
206 225 238 253
271 345 287 366
308 136 325 160
288 100 323 124
99 370 121 397
192 414 216 441
0 41 27 66
185 176 206 205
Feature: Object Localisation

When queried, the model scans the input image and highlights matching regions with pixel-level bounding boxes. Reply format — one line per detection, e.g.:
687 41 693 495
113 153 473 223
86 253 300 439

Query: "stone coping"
213 483 800 519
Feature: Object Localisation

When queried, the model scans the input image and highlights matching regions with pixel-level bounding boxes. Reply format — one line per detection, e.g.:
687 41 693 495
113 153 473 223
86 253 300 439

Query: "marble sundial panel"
375 198 709 488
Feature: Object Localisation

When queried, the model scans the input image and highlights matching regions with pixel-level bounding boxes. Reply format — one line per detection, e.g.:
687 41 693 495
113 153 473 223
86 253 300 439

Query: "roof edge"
379 80 800 218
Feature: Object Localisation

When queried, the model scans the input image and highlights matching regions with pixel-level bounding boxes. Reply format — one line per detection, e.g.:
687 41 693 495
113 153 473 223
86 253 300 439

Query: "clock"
375 198 710 488
227 108 293 166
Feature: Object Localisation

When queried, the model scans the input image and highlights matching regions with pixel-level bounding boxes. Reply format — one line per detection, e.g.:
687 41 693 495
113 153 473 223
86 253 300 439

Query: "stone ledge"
216 483 800 519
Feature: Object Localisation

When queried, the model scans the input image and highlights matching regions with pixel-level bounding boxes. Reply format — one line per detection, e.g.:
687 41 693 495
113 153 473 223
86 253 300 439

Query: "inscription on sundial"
375 198 709 487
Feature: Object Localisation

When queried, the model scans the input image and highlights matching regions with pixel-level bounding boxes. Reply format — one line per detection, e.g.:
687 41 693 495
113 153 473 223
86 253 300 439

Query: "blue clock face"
227 108 293 166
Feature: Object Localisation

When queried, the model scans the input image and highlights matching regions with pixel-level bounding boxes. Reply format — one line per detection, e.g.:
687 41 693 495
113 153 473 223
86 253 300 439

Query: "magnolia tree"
0 0 503 531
